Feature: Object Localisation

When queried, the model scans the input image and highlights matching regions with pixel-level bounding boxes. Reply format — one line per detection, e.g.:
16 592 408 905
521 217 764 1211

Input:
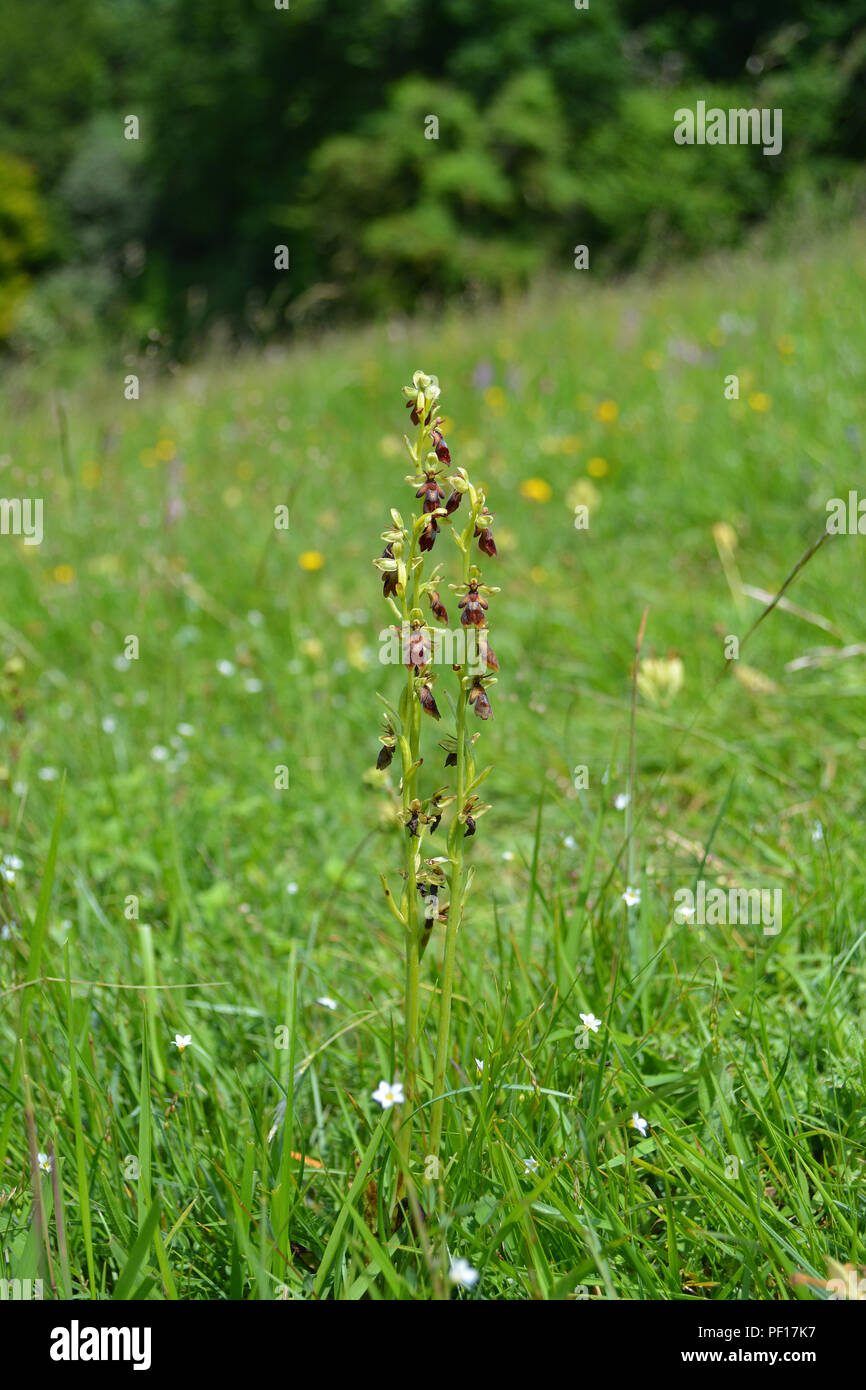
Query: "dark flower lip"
460 606 485 627
445 490 462 514
431 429 451 464
380 542 398 597
419 518 439 552
405 628 432 672
429 590 448 622
477 526 497 557
468 682 493 719
416 477 446 514
376 743 395 769
419 685 441 720
464 814 476 837
406 399 433 428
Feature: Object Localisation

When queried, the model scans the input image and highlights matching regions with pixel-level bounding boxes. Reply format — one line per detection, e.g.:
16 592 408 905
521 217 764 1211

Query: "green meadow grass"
1 219 865 1300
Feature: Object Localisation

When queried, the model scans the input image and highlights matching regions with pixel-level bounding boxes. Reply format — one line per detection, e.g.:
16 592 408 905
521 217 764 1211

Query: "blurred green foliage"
0 151 50 336
0 0 864 350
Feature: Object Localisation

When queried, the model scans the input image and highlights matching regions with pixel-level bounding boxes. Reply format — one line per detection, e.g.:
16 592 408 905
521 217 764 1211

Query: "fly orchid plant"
373 370 499 1170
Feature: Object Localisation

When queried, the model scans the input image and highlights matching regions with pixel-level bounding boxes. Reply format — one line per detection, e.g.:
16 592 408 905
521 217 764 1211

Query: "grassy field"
1 219 865 1301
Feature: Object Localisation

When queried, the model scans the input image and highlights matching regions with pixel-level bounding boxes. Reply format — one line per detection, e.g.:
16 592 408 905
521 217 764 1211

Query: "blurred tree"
0 0 864 347
0 151 51 336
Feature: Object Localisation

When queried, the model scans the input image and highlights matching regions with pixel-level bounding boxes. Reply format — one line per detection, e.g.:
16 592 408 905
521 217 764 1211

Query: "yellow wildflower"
519 477 552 503
299 550 324 572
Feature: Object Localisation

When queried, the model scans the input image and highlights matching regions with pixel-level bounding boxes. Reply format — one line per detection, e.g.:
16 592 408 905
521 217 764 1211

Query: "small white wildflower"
475 1058 484 1073
150 745 170 763
247 610 264 627
3 855 23 872
216 659 236 677
286 882 299 895
176 722 195 738
580 1012 602 1034
316 997 337 1011
37 1151 53 1173
632 1111 649 1138
244 677 263 693
811 820 823 842
675 903 695 923
502 850 514 861
371 1079 404 1109
37 767 59 782
101 716 117 734
523 1156 540 1175
171 1033 192 1053
622 886 641 908
112 655 130 671
614 792 630 811
0 922 14 940
562 834 577 850
448 1257 479 1289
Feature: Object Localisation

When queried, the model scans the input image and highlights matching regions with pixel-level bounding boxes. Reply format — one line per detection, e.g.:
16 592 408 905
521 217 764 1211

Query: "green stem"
429 512 477 1156
429 687 467 1156
397 411 431 1178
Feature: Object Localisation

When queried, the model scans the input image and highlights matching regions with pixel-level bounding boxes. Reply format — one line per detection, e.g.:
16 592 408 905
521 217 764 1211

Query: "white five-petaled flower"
580 1012 602 1033
475 1058 484 1073
622 886 641 908
523 1156 539 1175
1 854 22 884
371 1079 404 1109
37 1151 53 1173
171 1033 192 1053
614 792 630 811
448 1257 479 1289
632 1111 649 1138
316 996 337 1011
